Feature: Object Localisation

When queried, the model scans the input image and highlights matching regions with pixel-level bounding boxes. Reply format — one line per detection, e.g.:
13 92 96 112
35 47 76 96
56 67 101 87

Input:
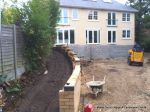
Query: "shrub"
20 0 60 71
143 38 150 52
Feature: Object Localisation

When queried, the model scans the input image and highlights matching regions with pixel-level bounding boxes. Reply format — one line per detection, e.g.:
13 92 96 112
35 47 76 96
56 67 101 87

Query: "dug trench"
4 48 73 112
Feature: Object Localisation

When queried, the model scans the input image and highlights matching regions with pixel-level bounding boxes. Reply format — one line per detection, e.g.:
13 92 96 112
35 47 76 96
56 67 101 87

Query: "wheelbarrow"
86 75 106 97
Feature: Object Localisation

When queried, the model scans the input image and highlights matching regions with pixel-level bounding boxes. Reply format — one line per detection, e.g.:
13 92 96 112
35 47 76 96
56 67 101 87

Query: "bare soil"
81 53 150 112
5 50 72 112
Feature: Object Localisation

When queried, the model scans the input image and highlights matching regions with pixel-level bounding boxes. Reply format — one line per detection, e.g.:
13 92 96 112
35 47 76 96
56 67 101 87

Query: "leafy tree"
2 7 21 25
20 0 60 71
1 0 23 25
127 0 150 51
127 0 150 41
143 15 150 29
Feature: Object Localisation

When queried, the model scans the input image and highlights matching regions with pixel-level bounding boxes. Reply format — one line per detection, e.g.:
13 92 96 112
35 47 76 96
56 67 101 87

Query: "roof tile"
60 0 138 12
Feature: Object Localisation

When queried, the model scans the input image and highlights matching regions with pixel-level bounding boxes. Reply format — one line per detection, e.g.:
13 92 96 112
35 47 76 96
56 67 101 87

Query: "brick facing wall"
58 46 81 112
59 74 81 112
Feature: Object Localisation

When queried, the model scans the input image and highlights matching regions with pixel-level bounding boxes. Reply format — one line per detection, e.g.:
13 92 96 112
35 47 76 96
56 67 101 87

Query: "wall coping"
64 64 80 91
58 45 81 112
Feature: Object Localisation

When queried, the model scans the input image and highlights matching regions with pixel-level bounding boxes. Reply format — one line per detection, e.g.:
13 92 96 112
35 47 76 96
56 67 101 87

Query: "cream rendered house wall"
57 8 135 45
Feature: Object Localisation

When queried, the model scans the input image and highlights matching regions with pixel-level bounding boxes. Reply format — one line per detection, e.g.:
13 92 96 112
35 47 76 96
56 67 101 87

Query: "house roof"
59 0 138 13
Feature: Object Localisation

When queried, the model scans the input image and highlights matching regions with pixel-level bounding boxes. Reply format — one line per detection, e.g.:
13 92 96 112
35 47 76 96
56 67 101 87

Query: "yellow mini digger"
128 44 144 66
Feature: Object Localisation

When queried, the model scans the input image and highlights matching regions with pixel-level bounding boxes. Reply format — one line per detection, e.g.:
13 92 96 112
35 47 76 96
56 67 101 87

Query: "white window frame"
56 29 75 45
122 13 130 22
88 10 98 20
58 8 69 24
108 12 117 26
72 9 79 20
122 29 131 39
108 30 116 44
86 29 100 44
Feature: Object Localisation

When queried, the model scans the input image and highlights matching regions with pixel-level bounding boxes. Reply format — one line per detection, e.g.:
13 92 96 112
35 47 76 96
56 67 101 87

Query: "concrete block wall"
57 45 81 112
69 44 133 59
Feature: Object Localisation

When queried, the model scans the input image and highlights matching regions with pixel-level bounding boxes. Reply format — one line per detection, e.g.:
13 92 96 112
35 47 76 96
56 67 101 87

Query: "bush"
143 38 150 52
20 0 60 71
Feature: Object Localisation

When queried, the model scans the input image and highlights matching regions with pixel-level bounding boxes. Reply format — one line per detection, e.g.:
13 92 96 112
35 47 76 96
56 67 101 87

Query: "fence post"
13 25 17 79
0 36 3 76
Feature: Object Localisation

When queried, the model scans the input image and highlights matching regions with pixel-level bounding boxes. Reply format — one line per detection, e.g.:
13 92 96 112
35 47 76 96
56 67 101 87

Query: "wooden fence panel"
0 25 25 81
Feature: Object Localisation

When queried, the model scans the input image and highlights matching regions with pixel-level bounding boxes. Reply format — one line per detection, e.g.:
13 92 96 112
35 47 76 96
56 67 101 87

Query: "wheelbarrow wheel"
101 86 103 93
93 88 99 97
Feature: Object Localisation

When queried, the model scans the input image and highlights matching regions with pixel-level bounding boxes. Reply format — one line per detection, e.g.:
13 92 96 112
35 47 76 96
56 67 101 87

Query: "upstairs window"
88 10 98 20
108 12 116 26
122 13 130 21
72 9 79 20
59 8 69 24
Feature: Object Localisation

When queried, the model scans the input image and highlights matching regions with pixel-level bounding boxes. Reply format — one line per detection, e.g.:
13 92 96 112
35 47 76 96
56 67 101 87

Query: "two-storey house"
56 0 138 58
